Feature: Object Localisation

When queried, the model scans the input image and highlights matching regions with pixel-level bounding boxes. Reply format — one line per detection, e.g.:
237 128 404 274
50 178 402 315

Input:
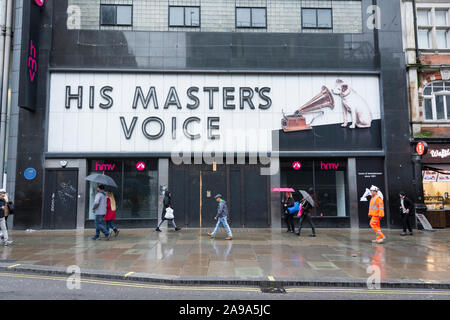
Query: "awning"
423 164 450 174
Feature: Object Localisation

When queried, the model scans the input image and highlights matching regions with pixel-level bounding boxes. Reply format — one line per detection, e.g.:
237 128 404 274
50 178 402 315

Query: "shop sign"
320 161 339 170
422 144 450 163
48 73 381 154
423 171 438 182
292 161 301 170
136 161 145 171
416 141 428 156
437 172 450 182
95 162 115 171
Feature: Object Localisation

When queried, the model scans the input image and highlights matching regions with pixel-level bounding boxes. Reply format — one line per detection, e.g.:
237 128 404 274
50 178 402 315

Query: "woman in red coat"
105 191 119 237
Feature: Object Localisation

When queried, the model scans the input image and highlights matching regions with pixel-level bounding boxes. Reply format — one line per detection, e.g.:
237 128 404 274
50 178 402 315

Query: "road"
0 272 449 300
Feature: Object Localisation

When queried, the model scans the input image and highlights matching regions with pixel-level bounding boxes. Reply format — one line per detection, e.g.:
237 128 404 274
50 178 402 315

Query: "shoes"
296 232 300 236
286 229 291 233
375 239 384 244
105 232 111 241
175 227 181 231
290 230 295 233
91 236 100 240
408 232 413 236
400 232 407 236
155 227 162 232
309 234 316 237
207 233 215 238
3 240 12 246
225 237 233 240
114 229 120 237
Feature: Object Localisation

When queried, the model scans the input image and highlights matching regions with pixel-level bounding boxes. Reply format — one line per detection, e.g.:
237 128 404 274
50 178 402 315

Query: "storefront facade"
8 0 412 230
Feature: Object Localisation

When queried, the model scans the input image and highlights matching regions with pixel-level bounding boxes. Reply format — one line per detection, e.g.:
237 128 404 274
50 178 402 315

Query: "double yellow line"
286 287 450 296
0 272 260 292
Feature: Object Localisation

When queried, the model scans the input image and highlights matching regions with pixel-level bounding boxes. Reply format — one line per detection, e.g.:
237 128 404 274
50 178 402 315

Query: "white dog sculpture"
333 79 373 129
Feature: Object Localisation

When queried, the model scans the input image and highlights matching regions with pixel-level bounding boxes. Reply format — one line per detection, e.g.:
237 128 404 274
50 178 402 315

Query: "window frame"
301 8 333 30
422 81 450 122
100 4 133 27
169 6 201 28
416 7 450 50
235 7 267 29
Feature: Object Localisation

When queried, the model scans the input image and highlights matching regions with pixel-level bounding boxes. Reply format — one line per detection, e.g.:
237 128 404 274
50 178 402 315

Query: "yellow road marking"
268 276 275 281
285 288 450 296
124 272 134 278
0 272 260 292
7 264 21 269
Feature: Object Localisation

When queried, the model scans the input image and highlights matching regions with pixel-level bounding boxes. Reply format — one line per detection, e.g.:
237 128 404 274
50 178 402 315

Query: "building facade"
7 0 412 230
402 0 450 227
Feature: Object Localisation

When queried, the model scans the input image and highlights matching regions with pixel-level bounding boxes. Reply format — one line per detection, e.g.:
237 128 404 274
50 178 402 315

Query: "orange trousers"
369 216 384 240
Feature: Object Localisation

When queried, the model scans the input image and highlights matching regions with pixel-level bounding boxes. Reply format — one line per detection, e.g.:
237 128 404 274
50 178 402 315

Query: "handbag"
7 201 14 215
164 207 174 220
287 202 300 214
297 204 303 217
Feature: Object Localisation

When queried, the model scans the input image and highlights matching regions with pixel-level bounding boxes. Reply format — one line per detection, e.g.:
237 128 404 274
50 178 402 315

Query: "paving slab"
0 228 449 289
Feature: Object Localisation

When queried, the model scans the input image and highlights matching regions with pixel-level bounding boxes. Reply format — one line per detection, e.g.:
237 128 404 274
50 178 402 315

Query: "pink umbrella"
271 188 295 192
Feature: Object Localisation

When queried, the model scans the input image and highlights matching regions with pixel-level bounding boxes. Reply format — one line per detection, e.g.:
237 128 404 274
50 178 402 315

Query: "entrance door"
201 169 226 228
43 170 78 229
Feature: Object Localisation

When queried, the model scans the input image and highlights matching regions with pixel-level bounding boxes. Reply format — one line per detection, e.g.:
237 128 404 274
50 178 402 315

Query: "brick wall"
67 0 363 33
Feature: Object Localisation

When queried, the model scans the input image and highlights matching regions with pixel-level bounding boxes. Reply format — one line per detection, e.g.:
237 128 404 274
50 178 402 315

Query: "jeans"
105 220 117 232
0 217 8 241
94 215 109 238
212 217 232 237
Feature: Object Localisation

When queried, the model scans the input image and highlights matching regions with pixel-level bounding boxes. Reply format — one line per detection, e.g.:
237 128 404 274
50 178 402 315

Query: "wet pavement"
1 228 449 284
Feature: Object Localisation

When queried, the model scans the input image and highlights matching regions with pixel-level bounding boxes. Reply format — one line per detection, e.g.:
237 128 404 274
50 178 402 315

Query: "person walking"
91 185 111 240
282 192 296 233
105 191 120 237
368 185 385 243
0 189 12 246
296 195 316 237
208 194 233 240
399 191 414 236
156 190 181 232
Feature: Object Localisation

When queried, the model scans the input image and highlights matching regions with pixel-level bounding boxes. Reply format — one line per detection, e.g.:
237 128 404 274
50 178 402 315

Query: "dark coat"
301 199 312 215
399 196 414 215
0 198 5 219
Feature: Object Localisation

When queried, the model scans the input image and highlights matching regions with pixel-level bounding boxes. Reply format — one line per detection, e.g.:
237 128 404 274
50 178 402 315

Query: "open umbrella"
271 188 295 192
299 190 315 207
85 173 118 188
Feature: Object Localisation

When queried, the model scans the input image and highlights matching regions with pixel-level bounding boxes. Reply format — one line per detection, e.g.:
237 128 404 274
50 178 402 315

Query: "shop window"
169 6 200 27
422 81 450 121
280 159 347 217
100 4 132 26
302 8 332 29
236 7 267 28
87 159 158 220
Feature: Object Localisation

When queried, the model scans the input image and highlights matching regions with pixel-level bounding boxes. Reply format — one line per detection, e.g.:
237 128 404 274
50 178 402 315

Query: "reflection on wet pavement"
1 229 449 282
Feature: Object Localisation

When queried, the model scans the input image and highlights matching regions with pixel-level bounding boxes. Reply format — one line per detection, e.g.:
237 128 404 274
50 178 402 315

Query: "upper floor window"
236 7 267 28
302 8 332 29
423 81 450 121
169 6 200 27
100 4 132 26
417 8 450 49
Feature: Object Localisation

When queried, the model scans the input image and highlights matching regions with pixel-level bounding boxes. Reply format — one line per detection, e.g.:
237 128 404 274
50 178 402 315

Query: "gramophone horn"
298 86 334 115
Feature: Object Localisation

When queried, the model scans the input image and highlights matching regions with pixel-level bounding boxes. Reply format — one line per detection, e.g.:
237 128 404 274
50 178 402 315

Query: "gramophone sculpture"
282 86 335 132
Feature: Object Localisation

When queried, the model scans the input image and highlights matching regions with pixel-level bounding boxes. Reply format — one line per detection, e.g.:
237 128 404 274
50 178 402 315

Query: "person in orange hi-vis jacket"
368 185 386 244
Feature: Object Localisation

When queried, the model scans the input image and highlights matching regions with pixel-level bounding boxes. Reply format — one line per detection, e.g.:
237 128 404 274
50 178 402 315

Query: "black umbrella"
85 173 118 188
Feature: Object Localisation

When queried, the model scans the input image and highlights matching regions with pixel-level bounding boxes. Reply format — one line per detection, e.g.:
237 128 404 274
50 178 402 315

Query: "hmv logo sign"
320 162 339 170
95 163 115 171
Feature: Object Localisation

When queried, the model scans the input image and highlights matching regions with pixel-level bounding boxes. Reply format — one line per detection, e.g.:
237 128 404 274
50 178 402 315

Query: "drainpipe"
412 0 420 64
0 0 14 188
0 0 7 108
